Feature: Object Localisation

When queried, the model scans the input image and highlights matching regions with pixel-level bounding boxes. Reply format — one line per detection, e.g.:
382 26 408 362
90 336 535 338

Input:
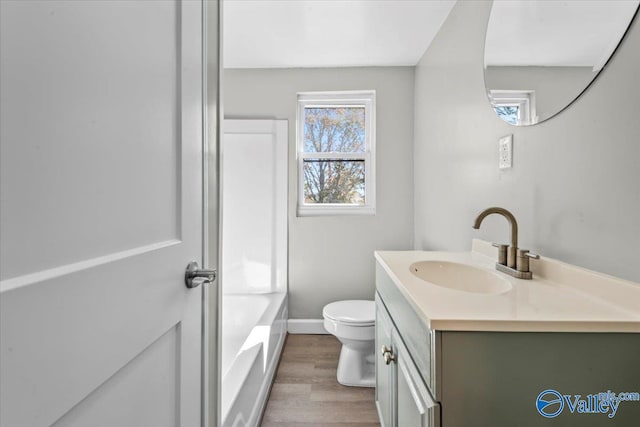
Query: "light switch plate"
499 134 512 169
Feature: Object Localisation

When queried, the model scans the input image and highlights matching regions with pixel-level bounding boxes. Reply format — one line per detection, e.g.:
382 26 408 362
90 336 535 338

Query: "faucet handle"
491 243 508 265
516 249 539 272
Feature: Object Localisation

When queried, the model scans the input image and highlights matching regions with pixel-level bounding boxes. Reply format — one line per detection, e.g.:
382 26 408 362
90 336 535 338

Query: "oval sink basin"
409 261 512 294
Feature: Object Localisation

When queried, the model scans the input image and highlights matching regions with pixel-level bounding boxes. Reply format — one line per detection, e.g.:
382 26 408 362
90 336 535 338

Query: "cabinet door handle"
383 350 396 365
381 344 396 365
381 344 392 355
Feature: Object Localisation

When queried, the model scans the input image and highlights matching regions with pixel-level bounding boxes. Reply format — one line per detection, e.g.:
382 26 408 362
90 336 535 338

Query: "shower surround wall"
220 120 288 426
224 67 415 320
413 1 640 283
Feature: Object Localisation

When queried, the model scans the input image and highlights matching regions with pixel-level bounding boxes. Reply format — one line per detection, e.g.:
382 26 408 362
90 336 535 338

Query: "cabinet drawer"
376 263 434 393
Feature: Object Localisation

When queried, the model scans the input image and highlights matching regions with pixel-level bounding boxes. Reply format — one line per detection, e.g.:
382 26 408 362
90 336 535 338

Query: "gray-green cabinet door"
397 345 440 427
375 298 395 427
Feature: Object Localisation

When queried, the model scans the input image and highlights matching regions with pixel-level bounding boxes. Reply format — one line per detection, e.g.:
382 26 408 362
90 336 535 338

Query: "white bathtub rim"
221 294 288 427
221 293 286 378
222 323 286 427
247 319 286 426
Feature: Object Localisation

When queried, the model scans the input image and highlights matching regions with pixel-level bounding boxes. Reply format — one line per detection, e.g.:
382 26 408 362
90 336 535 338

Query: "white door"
0 1 208 426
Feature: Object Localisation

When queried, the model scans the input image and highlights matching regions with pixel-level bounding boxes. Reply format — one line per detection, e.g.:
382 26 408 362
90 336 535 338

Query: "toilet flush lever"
185 261 217 288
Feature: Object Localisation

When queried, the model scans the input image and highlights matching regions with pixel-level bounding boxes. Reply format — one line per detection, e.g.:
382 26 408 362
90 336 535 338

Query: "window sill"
297 205 376 217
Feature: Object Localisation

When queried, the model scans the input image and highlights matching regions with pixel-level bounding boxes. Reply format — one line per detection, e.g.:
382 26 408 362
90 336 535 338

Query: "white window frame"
296 91 376 216
489 90 538 125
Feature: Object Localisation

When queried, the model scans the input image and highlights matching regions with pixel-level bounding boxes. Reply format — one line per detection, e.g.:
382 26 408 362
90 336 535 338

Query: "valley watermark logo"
536 389 565 418
536 389 640 419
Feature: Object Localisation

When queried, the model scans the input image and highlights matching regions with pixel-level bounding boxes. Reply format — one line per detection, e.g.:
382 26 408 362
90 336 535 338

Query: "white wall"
414 1 640 283
224 67 415 318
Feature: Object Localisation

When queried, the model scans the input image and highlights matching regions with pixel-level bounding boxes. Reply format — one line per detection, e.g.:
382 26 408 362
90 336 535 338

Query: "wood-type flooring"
261 334 381 426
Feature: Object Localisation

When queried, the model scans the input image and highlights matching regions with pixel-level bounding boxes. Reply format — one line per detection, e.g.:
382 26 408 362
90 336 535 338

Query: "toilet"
322 300 375 387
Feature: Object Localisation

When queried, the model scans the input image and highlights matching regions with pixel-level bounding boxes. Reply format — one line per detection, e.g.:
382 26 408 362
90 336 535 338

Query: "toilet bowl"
322 300 375 387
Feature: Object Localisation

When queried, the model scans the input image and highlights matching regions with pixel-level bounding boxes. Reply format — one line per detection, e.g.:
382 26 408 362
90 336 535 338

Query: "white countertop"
374 240 640 332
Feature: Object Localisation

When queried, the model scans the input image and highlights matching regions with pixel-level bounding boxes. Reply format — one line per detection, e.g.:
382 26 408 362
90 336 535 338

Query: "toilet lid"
323 300 375 326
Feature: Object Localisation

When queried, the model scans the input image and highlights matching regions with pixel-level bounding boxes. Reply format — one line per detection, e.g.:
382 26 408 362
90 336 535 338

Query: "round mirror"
484 1 639 126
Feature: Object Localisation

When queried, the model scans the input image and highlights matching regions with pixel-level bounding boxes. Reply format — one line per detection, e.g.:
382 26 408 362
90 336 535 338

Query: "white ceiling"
485 0 639 68
223 0 457 69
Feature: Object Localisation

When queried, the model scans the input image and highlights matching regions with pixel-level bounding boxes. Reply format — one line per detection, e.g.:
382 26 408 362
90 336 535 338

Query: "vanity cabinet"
375 296 440 427
375 258 640 427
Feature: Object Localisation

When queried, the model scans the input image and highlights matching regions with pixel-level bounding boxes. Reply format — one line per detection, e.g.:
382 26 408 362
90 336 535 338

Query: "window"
297 91 376 216
489 90 537 125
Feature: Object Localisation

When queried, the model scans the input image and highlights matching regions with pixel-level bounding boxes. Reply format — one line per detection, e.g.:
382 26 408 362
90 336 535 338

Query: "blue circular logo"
536 389 564 418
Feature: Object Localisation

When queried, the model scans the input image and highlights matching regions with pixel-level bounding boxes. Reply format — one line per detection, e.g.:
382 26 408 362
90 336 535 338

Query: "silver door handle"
185 261 217 288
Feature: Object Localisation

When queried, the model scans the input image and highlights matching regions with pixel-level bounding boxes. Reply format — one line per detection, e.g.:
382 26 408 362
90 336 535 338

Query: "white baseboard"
287 319 328 334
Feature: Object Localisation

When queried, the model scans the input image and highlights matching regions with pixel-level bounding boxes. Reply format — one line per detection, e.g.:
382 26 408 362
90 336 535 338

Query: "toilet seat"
323 300 375 326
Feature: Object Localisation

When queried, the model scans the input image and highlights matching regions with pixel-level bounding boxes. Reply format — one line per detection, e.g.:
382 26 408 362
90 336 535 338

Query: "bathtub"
221 293 287 427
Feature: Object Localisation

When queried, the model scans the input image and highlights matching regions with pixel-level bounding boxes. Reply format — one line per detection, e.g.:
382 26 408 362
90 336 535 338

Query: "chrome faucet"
472 207 539 279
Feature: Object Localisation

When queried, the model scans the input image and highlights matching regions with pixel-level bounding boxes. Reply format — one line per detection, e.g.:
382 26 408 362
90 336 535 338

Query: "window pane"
303 107 365 153
494 106 519 125
303 159 365 204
